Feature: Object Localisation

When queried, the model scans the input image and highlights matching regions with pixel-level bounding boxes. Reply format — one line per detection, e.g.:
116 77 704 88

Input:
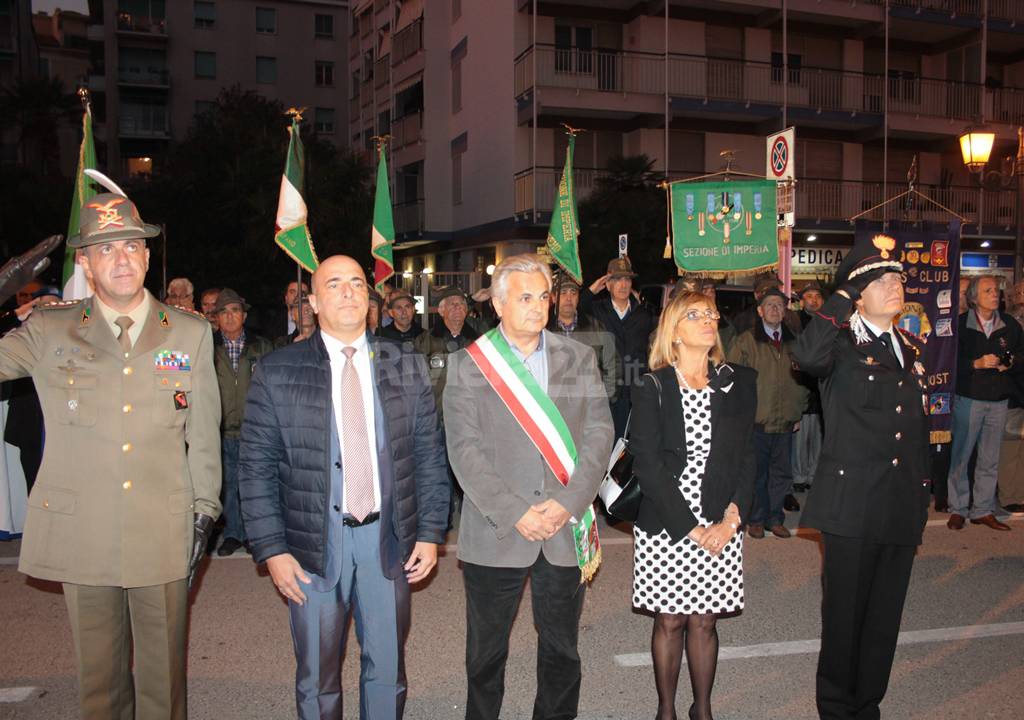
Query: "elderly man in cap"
0 191 221 719
727 287 809 538
732 274 803 338
414 287 480 421
583 257 655 437
793 233 931 720
213 288 273 556
381 289 424 343
548 275 620 401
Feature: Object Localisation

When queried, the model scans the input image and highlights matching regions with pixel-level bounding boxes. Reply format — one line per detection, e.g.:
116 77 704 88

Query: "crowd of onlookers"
5 263 1022 554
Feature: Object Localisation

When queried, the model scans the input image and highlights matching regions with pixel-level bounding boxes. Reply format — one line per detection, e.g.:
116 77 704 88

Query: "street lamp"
960 125 1024 283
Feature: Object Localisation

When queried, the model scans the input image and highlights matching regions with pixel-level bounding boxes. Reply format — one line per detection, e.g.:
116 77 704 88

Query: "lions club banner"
855 221 961 443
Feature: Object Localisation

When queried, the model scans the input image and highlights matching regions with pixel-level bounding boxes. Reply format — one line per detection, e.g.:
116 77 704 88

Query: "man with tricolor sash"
444 254 614 720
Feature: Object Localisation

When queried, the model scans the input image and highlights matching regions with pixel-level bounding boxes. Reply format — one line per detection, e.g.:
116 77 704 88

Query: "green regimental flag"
63 104 97 299
546 134 583 284
371 144 395 291
669 179 778 274
274 116 319 273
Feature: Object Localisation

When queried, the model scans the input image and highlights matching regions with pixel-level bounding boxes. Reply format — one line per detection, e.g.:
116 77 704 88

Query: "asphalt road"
1 506 1022 720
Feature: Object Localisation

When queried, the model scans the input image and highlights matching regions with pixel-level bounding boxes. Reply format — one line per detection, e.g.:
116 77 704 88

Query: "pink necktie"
341 347 374 521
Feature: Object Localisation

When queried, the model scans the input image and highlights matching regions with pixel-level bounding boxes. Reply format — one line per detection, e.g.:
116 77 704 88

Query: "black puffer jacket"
238 332 449 578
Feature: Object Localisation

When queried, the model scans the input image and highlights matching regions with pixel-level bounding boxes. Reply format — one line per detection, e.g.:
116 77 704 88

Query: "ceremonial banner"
371 144 396 291
275 116 319 273
856 221 961 443
546 134 583 284
63 103 97 300
669 180 778 274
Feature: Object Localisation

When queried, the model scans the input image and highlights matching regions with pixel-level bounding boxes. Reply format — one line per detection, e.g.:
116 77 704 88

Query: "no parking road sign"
766 127 795 181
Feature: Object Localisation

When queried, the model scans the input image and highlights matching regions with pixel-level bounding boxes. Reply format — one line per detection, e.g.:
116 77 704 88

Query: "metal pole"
883 0 889 230
532 0 538 222
980 0 988 242
782 0 788 130
1016 126 1023 283
296 265 303 331
664 0 669 177
161 224 167 300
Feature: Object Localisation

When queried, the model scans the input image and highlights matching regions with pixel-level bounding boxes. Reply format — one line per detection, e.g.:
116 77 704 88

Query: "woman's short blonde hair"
649 291 725 371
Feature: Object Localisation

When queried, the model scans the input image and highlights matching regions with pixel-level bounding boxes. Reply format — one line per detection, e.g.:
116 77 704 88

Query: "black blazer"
631 362 758 543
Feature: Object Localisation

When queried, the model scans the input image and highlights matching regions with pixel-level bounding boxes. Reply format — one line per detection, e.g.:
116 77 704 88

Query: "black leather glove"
0 235 62 307
839 274 875 303
188 513 215 589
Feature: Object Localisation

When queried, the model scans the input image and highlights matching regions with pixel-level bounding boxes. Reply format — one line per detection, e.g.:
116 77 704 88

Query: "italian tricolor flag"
274 115 319 273
63 102 97 300
371 143 395 291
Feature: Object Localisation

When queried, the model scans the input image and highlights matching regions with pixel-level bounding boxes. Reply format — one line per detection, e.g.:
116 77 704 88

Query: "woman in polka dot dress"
629 290 758 720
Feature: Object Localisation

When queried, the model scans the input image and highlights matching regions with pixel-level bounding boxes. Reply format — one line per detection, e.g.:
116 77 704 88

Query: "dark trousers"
462 553 586 720
610 393 631 440
817 533 916 720
751 429 794 526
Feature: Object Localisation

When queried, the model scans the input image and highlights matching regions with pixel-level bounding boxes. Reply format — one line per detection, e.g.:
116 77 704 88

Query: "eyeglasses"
683 309 721 322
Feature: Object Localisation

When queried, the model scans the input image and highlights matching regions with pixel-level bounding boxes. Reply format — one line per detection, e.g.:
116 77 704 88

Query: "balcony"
514 166 604 216
798 179 1016 229
118 68 169 87
513 170 1016 230
116 13 167 36
119 107 169 138
375 55 390 90
393 18 422 65
391 111 422 149
515 46 999 125
394 199 424 235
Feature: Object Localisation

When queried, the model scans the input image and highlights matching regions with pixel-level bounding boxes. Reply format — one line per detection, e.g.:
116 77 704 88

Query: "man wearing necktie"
239 255 449 719
0 192 222 719
727 288 809 539
793 233 931 720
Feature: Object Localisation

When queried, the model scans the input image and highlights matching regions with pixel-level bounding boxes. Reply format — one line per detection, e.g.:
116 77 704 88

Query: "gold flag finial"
285 107 306 122
562 122 584 137
370 134 391 155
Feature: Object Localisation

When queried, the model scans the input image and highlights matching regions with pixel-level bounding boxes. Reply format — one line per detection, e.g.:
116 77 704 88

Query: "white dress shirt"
862 317 904 368
321 330 381 513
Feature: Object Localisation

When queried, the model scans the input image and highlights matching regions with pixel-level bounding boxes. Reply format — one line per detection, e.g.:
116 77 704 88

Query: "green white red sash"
465 328 578 486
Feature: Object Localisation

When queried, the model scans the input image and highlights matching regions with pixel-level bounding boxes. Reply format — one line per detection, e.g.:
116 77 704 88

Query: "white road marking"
0 687 39 703
614 620 1024 667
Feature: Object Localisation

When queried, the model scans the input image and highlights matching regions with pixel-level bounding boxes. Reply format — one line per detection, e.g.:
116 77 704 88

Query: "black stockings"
651 612 719 720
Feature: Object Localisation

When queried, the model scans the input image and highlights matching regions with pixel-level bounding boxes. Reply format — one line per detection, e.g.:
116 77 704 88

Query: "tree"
130 87 372 309
577 154 674 285
0 76 80 171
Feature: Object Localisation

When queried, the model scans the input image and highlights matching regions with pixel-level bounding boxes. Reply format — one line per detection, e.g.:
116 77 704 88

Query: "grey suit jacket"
444 329 614 568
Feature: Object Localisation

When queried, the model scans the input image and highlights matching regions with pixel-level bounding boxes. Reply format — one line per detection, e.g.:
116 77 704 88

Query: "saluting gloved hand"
838 270 878 303
188 513 215 589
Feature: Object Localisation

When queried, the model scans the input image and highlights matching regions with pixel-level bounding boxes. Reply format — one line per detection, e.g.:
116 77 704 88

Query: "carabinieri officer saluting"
0 182 221 720
792 232 931 720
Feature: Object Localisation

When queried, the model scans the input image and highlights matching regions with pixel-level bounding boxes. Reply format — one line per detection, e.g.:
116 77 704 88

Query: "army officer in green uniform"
0 192 221 720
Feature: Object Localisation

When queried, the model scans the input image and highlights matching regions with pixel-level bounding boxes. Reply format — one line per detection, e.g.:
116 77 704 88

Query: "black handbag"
598 374 661 522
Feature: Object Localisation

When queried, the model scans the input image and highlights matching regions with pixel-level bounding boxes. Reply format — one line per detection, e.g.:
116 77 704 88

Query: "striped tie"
341 346 374 521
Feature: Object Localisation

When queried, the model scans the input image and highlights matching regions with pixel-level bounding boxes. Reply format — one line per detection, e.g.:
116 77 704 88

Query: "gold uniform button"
174 381 182 388
67 378 74 386
898 380 904 387
868 375 875 381
123 367 133 376
895 432 902 440
43 500 49 508
895 405 903 414
122 481 132 490
122 443 132 453
123 404 132 413
892 458 899 466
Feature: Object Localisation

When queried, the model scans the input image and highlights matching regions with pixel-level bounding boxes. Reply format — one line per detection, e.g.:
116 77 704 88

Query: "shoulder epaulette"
165 303 207 320
38 299 82 310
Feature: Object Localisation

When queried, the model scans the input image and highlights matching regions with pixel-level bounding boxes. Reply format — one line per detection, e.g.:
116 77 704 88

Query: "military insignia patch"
86 197 126 229
872 233 896 259
159 311 170 327
155 350 191 372
81 306 91 325
173 391 189 410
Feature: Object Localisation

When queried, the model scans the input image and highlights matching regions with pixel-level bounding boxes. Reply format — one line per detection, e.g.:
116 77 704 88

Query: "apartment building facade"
349 0 1024 280
87 0 350 177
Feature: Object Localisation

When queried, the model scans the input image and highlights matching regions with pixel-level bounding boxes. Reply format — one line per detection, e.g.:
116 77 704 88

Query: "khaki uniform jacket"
0 293 222 587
